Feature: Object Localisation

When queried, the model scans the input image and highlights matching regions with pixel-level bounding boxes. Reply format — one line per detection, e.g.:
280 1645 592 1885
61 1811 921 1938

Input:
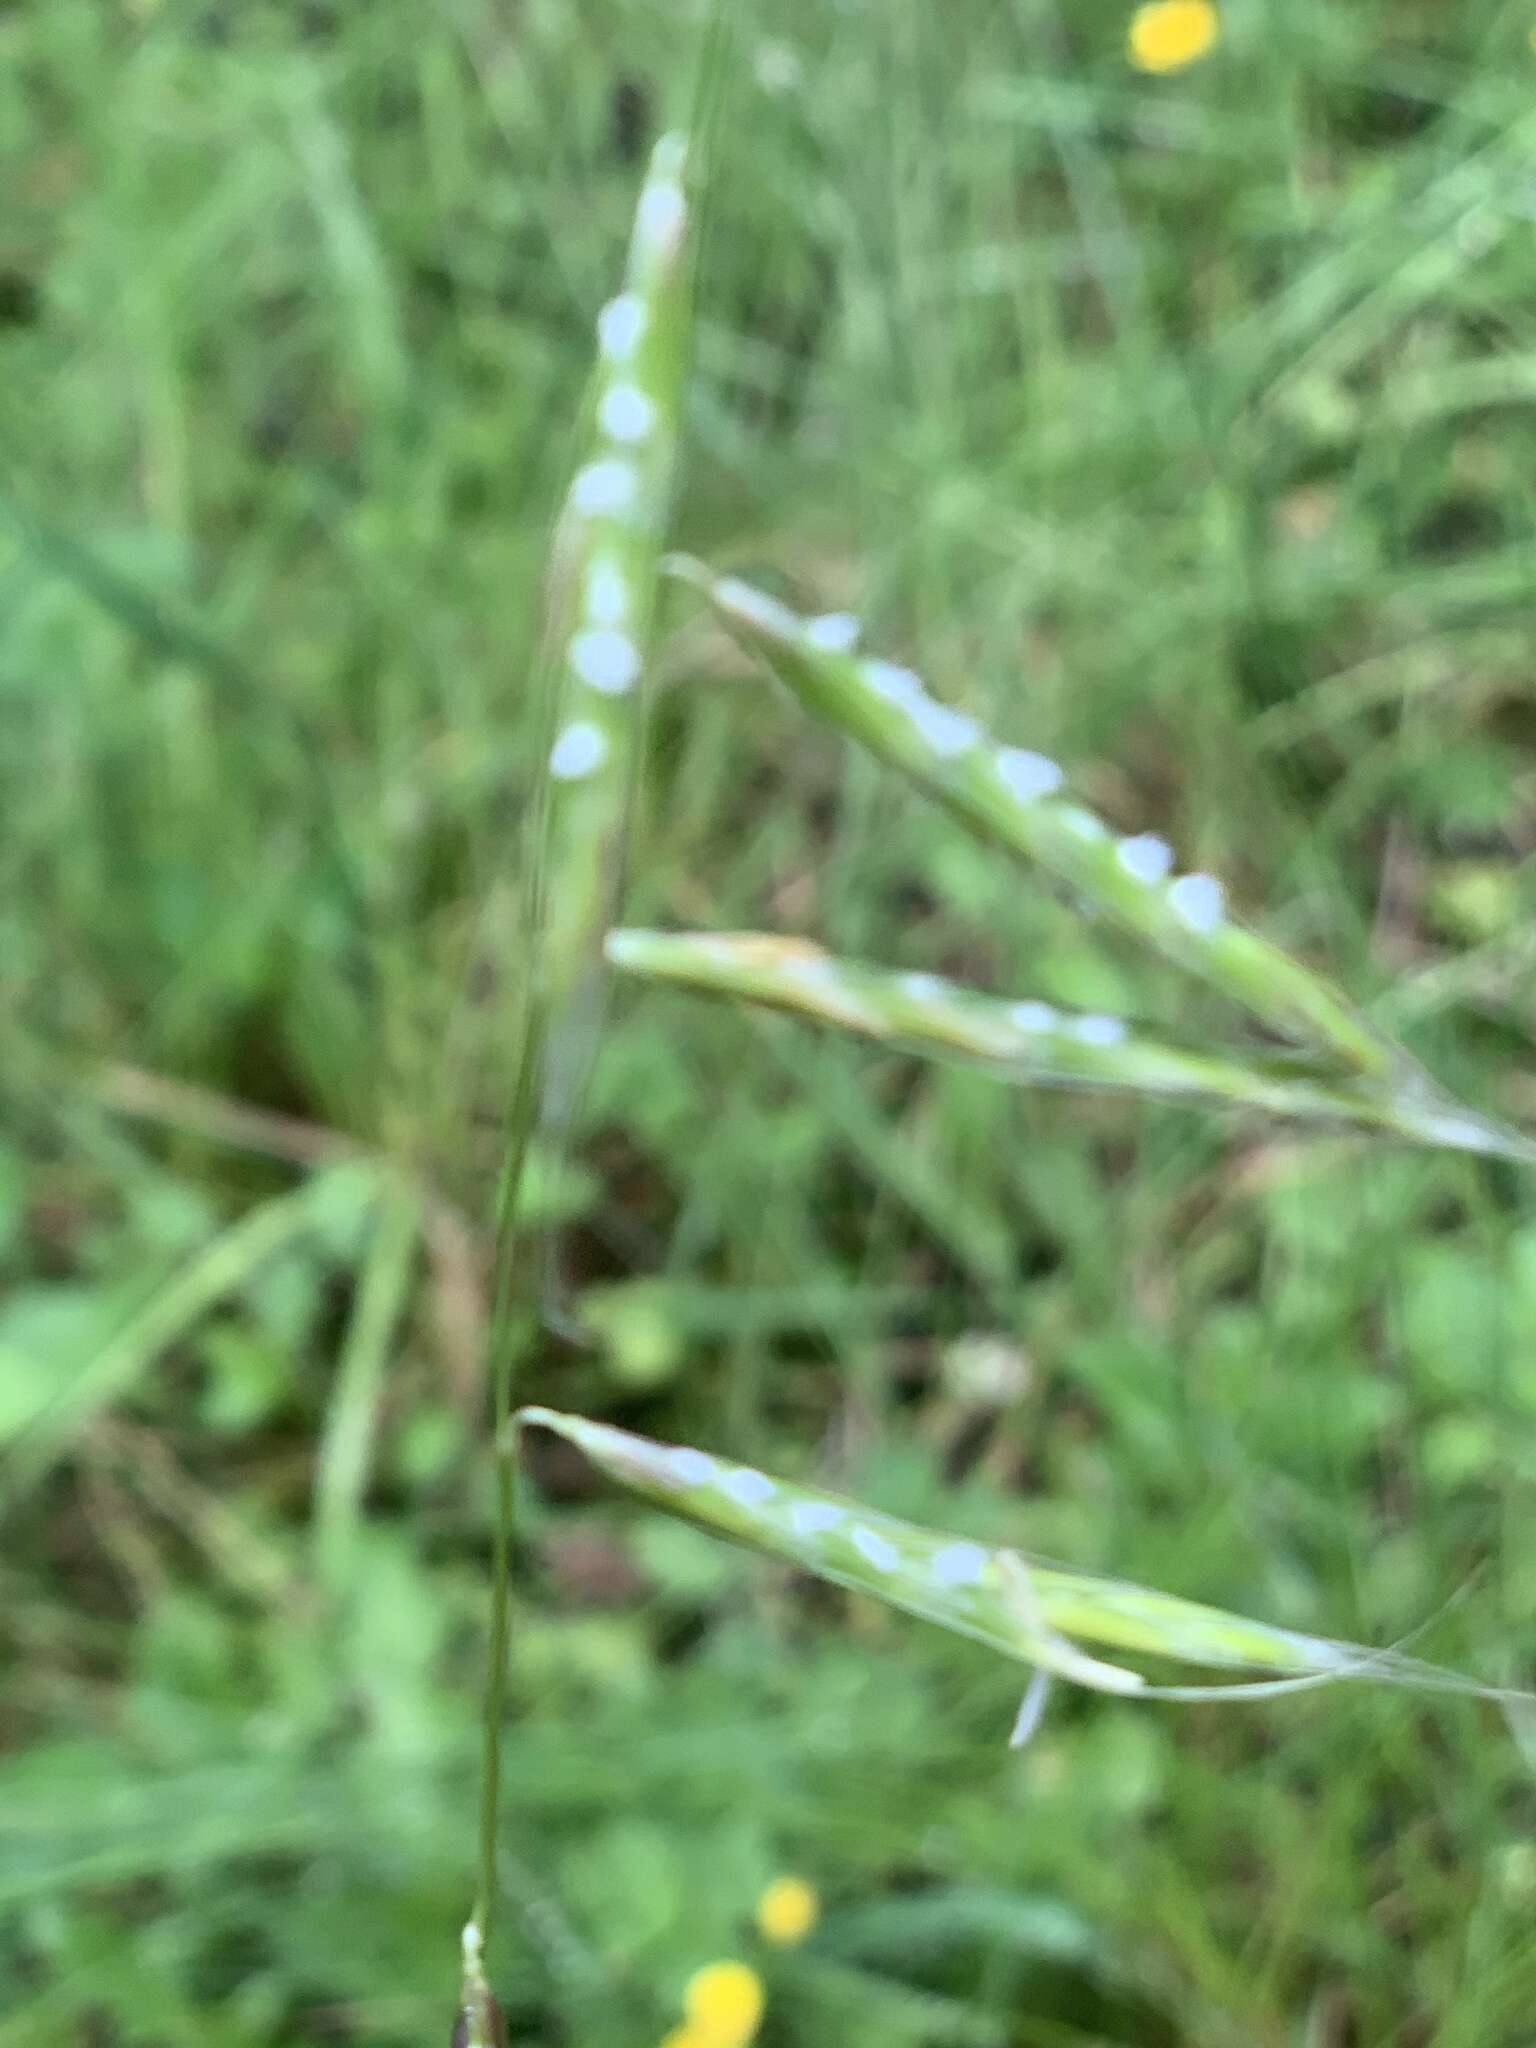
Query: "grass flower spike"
1128 1 1220 74
670 560 1391 1077
605 930 1533 1160
755 1876 820 1946
517 1409 1525 1725
658 563 1535 1164
464 128 697 2036
541 133 693 1014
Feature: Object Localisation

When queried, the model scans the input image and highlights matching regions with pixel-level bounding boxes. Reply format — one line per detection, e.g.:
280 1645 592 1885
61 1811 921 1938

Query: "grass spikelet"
539 133 693 1022
517 1408 1525 1729
604 928 1536 1161
667 559 1394 1078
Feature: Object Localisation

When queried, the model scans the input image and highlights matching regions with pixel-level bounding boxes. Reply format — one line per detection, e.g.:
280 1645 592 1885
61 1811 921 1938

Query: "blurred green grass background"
6 2 1536 2043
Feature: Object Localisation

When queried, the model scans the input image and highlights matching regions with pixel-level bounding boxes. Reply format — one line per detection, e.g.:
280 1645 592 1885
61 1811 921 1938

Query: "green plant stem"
470 985 547 1969
313 1181 419 1588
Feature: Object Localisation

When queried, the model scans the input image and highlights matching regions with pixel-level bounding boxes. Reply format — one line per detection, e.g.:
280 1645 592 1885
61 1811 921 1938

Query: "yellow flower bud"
1127 0 1220 74
682 1960 765 2046
754 1876 820 1946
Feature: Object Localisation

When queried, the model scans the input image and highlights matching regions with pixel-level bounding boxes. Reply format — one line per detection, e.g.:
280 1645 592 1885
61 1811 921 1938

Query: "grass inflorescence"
8 6 1536 2047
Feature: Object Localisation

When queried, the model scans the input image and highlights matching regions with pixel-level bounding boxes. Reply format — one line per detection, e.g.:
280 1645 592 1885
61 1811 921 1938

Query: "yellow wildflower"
1127 0 1220 74
659 2032 713 2048
682 1960 765 2046
755 1875 820 1946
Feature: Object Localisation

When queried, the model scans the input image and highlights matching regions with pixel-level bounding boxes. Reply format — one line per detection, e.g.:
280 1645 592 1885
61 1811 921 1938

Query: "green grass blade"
311 1181 420 1589
667 561 1394 1079
1 1169 367 1510
605 928 1536 1162
517 1408 1522 1717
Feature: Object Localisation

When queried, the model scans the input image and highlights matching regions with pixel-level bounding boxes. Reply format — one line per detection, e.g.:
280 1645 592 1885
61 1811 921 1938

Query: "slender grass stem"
537 132 694 1131
470 992 545 1961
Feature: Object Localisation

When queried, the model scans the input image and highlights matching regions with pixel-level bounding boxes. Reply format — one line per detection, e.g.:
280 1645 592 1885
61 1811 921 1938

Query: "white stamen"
996 748 1065 803
585 558 629 626
1008 1000 1059 1034
596 294 647 360
784 953 839 987
1072 1013 1128 1048
1058 806 1108 841
598 383 655 443
789 1500 847 1537
570 459 637 518
851 1526 901 1573
930 1541 989 1588
909 698 980 757
1008 1669 1053 1750
716 578 796 633
1168 871 1225 934
570 628 640 695
548 720 608 780
669 1447 719 1486
804 611 861 652
720 1467 776 1507
1117 833 1173 884
637 181 686 248
1414 1112 1501 1155
650 134 687 182
862 658 927 709
897 972 948 1001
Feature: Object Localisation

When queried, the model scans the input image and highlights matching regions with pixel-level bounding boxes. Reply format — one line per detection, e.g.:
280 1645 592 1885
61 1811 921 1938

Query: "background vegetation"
6 2 1536 2043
